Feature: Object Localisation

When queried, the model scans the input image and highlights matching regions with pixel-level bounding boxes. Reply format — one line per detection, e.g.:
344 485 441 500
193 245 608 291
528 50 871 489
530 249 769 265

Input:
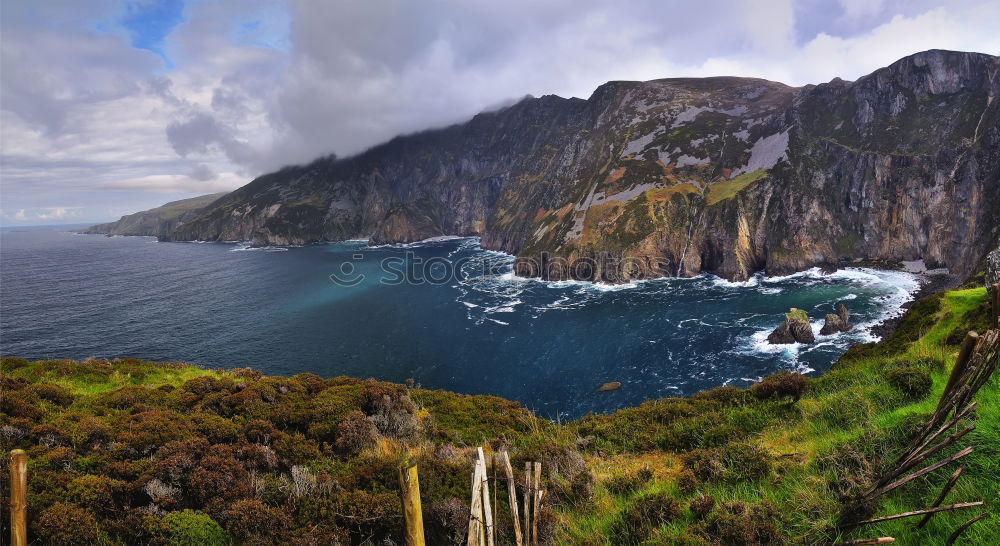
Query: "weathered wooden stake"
478 450 495 546
945 512 988 546
835 538 896 545
500 451 523 546
847 501 984 528
398 464 425 546
992 283 1000 328
468 462 484 546
916 465 964 529
531 462 542 546
523 462 532 546
10 449 27 546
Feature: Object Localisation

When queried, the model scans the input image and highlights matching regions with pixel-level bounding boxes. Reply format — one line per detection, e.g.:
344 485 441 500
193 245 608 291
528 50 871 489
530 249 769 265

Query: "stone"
820 303 854 335
767 308 815 344
596 381 621 392
986 247 1000 293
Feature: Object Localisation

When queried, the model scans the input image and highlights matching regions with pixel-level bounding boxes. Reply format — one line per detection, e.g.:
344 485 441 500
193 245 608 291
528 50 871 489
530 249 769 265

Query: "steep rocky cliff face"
84 193 227 238
137 50 998 281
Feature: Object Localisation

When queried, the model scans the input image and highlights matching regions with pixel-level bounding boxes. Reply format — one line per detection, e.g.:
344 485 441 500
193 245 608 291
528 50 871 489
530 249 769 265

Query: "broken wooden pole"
945 512 988 546
835 538 896 545
916 465 964 529
398 464 425 546
10 449 27 546
869 446 973 501
847 501 985 528
499 451 523 546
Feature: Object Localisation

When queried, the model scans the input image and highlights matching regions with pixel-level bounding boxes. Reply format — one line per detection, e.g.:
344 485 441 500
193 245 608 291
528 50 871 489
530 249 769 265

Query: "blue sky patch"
120 0 186 68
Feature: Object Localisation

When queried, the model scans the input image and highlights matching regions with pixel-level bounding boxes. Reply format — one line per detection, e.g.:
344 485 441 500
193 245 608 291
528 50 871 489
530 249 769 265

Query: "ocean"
0 227 919 419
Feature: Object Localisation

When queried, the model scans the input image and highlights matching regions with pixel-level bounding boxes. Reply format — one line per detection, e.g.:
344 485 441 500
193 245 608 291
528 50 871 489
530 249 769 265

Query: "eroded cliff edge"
130 50 998 281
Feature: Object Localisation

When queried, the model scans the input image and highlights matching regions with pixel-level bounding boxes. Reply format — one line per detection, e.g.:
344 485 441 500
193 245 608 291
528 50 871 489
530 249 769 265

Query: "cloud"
1 0 998 225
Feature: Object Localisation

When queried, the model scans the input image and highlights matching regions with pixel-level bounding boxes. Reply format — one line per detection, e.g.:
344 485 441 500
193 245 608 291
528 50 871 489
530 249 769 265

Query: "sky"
1 0 998 225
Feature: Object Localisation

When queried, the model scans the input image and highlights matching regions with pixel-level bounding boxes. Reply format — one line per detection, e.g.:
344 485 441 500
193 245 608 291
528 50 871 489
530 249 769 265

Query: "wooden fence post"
523 462 532 546
992 282 1000 328
499 451 523 546
477 449 495 546
398 464 425 546
531 462 542 546
10 449 27 546
468 462 484 545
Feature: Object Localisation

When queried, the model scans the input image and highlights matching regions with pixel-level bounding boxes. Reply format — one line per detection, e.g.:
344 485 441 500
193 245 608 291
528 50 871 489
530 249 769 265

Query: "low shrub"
29 382 75 406
162 509 230 546
815 390 872 429
700 501 784 545
34 502 102 546
426 498 468 545
333 410 378 456
689 494 715 519
719 443 772 482
222 498 290 543
750 371 808 402
605 467 653 496
886 366 932 400
608 491 682 544
677 468 699 494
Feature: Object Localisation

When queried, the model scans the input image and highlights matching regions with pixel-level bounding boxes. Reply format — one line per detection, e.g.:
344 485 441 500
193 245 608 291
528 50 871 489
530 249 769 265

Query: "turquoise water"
0 228 918 418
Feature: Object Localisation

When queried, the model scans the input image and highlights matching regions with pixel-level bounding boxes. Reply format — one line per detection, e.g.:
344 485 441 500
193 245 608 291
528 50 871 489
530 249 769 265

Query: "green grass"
556 287 998 544
706 169 768 205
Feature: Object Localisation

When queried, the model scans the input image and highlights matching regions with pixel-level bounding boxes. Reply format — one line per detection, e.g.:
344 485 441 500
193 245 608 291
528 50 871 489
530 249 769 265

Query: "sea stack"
820 304 854 335
767 308 815 344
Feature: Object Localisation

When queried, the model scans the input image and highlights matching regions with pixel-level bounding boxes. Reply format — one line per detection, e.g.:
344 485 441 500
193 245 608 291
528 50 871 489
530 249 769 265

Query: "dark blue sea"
0 227 919 418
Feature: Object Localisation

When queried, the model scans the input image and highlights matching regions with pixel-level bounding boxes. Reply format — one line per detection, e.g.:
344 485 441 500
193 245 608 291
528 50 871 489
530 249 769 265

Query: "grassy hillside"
1 287 996 545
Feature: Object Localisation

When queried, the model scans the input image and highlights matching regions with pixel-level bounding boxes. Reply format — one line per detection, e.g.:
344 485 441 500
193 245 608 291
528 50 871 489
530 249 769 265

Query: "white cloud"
0 0 997 225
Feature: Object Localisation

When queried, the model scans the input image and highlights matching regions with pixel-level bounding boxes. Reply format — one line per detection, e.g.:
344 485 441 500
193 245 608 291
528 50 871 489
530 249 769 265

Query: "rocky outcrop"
820 304 854 335
768 308 816 344
101 50 1000 282
986 247 1000 293
84 193 227 238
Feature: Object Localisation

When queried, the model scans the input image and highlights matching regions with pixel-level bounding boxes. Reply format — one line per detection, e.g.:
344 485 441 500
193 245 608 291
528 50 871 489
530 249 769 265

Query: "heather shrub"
333 410 378 456
886 366 932 399
34 502 102 545
223 498 290 543
187 451 253 504
291 372 328 394
1 390 44 419
567 469 596 504
71 415 111 447
275 431 322 464
190 411 240 444
677 467 699 494
608 491 682 544
605 466 653 496
657 414 712 451
96 385 160 410
117 410 192 454
689 494 715 519
750 371 808 402
29 382 75 406
162 509 230 546
67 474 127 511
681 449 724 482
426 498 468 545
691 385 746 406
243 419 280 444
700 500 785 545
718 443 772 482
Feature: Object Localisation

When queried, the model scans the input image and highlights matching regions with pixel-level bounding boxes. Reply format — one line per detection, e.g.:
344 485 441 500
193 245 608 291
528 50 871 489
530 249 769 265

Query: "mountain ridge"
95 49 1000 281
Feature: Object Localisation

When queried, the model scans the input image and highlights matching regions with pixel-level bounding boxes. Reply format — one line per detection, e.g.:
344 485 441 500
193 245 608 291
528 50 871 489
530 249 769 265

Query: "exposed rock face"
986 247 1000 293
84 193 227 238
768 308 816 344
98 50 999 282
820 304 854 335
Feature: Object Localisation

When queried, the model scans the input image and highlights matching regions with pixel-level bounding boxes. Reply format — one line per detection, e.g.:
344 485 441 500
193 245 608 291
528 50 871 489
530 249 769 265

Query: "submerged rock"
820 303 854 335
597 381 621 392
767 308 815 344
